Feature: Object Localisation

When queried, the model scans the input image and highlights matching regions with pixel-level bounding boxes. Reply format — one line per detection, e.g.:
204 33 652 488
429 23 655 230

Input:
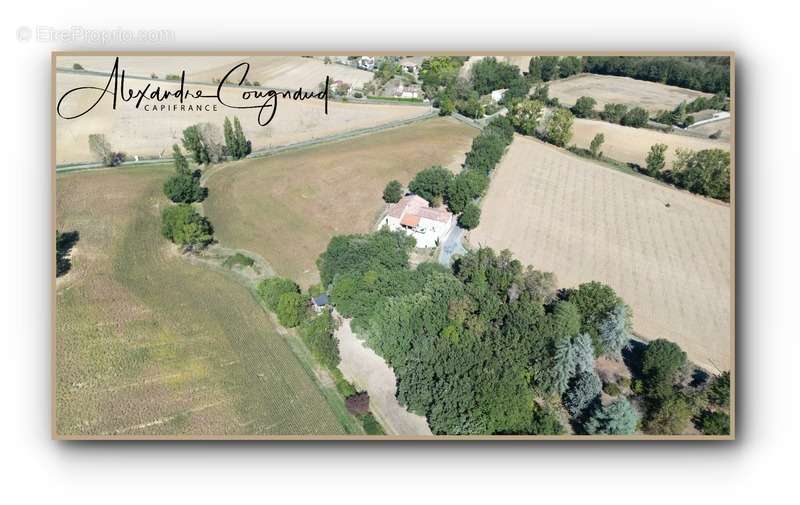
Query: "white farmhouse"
384 195 455 248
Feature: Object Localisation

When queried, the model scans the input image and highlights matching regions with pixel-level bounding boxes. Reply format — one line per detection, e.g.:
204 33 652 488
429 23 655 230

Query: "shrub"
360 413 385 435
257 277 300 311
529 403 564 435
697 410 730 435
458 202 481 230
603 382 621 397
408 166 453 202
589 133 605 159
163 174 207 203
600 103 628 124
671 148 731 201
438 95 455 116
621 106 649 127
275 292 308 328
572 96 597 118
298 308 340 369
456 92 484 119
222 253 254 269
382 180 404 203
161 204 213 248
707 371 731 408
584 397 639 435
645 395 691 435
72 63 84 70
645 143 668 175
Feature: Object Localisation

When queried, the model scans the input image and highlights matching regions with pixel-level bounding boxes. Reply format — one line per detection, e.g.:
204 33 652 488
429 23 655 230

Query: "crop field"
547 74 712 112
470 136 731 372
55 72 430 165
571 118 731 167
56 165 355 436
203 117 478 288
57 55 374 90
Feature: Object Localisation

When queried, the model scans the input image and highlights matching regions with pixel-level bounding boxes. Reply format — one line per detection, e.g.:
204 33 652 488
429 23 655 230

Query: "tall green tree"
584 397 639 435
641 339 687 400
545 109 574 147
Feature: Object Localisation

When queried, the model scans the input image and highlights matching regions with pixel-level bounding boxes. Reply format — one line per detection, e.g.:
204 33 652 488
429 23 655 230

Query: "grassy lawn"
56 165 360 436
203 117 479 288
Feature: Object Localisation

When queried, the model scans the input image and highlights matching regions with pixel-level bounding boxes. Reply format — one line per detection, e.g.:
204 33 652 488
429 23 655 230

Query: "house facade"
384 195 455 248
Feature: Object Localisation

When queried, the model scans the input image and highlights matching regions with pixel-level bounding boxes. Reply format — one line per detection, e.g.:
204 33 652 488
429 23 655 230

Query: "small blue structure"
311 293 329 312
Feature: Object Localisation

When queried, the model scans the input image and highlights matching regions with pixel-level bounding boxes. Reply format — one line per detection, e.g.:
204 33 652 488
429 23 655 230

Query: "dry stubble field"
55 71 430 165
571 118 731 167
547 74 712 112
56 165 356 436
470 136 731 371
203 117 478 288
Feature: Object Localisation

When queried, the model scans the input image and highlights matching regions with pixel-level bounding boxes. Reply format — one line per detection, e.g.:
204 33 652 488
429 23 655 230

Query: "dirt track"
470 135 731 372
334 317 432 436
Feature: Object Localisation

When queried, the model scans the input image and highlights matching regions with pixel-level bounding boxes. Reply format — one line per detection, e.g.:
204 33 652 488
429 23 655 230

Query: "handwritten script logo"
57 57 329 126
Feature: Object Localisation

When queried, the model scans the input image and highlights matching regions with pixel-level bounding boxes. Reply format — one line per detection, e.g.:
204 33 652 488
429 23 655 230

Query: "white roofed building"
384 195 455 248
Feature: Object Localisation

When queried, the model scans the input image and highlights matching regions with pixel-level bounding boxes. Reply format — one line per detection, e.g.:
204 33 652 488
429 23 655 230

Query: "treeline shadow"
56 230 80 277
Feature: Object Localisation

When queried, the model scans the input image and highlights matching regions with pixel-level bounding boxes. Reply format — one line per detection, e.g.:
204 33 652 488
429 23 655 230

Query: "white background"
2 1 798 502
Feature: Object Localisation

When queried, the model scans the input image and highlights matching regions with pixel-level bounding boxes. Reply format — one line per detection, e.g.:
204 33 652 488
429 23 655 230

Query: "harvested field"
548 74 712 112
56 165 356 436
56 55 374 90
203 117 478 288
571 118 730 167
470 136 731 372
55 72 431 165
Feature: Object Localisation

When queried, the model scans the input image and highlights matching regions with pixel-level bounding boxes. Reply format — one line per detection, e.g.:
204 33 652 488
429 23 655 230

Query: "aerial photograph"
54 53 733 439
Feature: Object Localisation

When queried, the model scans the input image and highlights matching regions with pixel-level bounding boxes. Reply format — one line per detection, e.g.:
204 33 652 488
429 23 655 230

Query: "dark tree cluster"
160 204 214 249
664 148 731 201
56 230 80 277
470 57 530 102
599 103 650 128
163 144 207 204
318 230 646 435
401 117 513 230
583 56 731 95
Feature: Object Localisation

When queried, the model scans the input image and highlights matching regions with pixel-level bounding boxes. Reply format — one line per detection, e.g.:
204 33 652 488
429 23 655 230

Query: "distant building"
383 78 421 99
384 195 455 248
357 56 375 71
490 88 508 103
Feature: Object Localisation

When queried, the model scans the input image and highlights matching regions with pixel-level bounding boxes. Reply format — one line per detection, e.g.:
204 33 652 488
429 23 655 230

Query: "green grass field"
203 117 479 288
56 165 360 436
